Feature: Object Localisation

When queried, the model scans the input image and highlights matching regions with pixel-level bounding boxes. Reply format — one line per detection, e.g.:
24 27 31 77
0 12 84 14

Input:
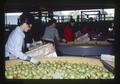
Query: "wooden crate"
25 43 56 57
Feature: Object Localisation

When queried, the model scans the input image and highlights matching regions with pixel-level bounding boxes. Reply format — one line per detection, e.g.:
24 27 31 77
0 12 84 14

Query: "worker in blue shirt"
5 12 40 64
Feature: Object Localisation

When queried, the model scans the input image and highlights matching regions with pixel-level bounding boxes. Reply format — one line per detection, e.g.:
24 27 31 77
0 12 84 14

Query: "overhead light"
5 13 23 16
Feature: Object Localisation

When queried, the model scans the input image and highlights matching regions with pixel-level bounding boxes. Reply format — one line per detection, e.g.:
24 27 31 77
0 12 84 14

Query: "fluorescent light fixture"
5 13 23 16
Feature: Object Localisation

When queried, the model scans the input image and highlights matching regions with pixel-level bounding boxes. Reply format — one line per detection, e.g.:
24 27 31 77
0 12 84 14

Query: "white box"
101 54 114 62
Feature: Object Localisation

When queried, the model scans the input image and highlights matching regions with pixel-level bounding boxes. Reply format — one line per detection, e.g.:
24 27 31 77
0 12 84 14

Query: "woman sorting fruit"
62 19 76 43
5 12 40 64
42 18 60 45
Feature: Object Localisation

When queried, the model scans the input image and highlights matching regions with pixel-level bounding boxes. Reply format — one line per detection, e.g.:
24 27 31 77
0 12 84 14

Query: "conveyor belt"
6 56 104 67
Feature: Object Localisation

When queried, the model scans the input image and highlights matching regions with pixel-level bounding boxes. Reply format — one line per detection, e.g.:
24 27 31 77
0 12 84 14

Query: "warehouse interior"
4 0 117 79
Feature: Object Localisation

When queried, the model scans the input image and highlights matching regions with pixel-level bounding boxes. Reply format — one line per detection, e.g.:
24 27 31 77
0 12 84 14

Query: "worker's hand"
25 56 40 65
62 38 66 43
30 58 40 65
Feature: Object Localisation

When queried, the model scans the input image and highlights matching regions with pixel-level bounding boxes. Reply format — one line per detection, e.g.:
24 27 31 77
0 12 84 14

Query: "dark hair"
48 18 57 26
18 12 34 26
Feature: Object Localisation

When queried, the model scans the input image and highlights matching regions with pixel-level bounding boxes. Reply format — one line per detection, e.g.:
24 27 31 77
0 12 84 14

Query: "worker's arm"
9 35 40 64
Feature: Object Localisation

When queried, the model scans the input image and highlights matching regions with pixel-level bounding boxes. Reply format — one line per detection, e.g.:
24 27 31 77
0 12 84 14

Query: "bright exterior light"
5 13 23 16
108 28 113 31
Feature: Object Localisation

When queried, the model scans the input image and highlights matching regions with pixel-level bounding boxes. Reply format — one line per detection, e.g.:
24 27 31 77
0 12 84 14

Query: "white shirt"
5 26 28 60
